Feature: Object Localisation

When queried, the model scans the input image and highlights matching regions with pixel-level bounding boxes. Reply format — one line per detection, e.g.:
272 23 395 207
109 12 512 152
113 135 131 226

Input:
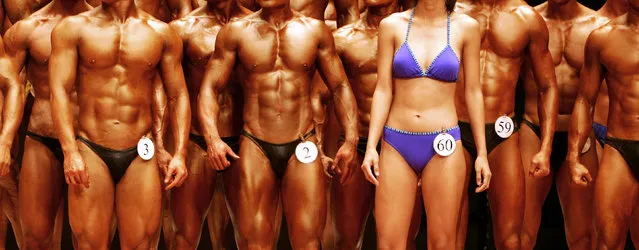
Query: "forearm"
152 77 168 150
0 79 24 146
197 87 222 147
567 98 593 161
51 89 79 155
537 83 558 154
366 87 391 150
466 86 487 157
332 82 358 144
169 91 190 158
311 92 328 153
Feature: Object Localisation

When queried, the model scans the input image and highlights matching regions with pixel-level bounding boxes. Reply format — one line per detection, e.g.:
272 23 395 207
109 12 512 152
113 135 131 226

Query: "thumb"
227 147 240 159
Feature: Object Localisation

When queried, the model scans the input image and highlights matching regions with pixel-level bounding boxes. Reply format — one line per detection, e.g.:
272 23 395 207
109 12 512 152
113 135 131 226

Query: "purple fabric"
392 9 460 82
592 122 607 145
383 126 461 174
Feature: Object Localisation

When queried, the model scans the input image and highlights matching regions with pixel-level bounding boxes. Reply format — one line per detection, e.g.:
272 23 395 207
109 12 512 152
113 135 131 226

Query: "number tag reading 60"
495 116 514 139
433 133 456 157
137 137 155 161
295 141 318 164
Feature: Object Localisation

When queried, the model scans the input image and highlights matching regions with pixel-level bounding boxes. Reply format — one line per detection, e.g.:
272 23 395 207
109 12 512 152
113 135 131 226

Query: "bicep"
462 22 480 90
316 29 348 90
159 29 187 97
3 24 28 70
49 22 78 92
580 33 604 103
202 25 237 91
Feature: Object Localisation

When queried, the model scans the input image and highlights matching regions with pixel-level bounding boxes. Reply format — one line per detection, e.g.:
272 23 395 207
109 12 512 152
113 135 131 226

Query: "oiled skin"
197 1 359 249
48 0 191 248
454 0 559 249
518 1 598 249
566 7 639 249
3 1 92 249
329 1 399 249
167 0 249 249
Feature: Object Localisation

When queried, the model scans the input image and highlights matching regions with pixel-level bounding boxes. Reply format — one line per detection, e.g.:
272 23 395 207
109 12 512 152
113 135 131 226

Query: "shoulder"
333 21 358 41
533 2 548 16
54 14 90 34
168 15 195 36
451 12 479 31
379 10 411 36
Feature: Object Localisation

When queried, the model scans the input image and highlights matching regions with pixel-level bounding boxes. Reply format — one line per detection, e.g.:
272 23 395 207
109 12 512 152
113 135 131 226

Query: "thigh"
487 134 525 233
331 150 374 246
68 141 115 249
375 141 418 248
170 141 216 236
19 137 64 233
556 134 598 244
594 145 639 249
224 136 279 246
421 141 466 240
519 125 553 238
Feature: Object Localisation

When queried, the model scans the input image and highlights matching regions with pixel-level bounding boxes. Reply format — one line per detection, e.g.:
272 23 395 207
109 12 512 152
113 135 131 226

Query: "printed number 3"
144 143 149 156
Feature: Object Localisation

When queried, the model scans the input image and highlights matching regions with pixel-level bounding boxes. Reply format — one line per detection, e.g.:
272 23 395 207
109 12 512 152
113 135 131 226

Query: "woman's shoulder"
379 9 413 29
450 12 479 32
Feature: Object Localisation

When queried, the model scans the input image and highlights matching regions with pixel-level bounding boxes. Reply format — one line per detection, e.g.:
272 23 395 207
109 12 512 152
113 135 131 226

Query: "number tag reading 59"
495 116 514 139
295 141 318 164
433 133 456 157
137 137 155 161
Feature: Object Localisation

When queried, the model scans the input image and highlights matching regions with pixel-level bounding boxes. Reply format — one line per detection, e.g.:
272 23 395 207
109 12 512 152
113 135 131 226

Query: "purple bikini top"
392 9 460 82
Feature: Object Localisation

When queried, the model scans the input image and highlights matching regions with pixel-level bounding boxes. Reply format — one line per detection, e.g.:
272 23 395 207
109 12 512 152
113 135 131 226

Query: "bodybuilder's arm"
461 18 487 158
198 23 237 146
49 18 81 156
525 9 558 155
152 75 168 151
3 20 30 77
333 0 359 27
311 76 331 154
0 38 24 149
366 17 394 150
316 21 358 146
158 25 190 159
567 29 605 162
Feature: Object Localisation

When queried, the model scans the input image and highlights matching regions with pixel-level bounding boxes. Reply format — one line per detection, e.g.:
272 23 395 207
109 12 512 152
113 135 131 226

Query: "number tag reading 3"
433 133 456 157
581 137 592 154
495 116 514 139
137 137 155 161
295 141 318 164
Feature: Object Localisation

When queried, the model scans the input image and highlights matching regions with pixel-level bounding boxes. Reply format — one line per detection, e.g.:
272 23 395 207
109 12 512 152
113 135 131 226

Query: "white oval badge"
137 137 155 161
581 137 592 154
295 141 318 164
433 133 456 157
495 116 515 139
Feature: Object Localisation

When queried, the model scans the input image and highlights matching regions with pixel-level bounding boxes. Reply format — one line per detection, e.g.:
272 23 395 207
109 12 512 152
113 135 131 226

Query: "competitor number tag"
433 133 456 157
582 137 592 154
137 137 155 161
295 141 318 164
495 116 514 139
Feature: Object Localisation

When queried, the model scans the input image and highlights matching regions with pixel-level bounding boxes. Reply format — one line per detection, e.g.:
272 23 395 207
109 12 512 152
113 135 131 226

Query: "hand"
361 148 379 186
334 142 357 184
156 148 172 178
206 138 239 171
568 160 592 187
164 155 188 190
320 154 336 178
64 151 90 188
0 144 11 177
474 155 491 193
529 151 551 178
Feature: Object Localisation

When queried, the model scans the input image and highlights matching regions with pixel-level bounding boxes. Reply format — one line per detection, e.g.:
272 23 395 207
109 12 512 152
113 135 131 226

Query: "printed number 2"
303 147 310 159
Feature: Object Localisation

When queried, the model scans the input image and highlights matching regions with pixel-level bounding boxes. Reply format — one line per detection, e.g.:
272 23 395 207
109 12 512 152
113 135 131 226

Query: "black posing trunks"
459 118 518 158
338 134 381 157
189 133 240 172
242 129 316 179
520 119 571 172
604 137 639 182
25 131 64 162
77 136 138 184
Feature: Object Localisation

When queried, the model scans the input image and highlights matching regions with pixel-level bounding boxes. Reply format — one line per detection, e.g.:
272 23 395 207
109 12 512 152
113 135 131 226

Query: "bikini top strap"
405 8 416 42
447 13 451 45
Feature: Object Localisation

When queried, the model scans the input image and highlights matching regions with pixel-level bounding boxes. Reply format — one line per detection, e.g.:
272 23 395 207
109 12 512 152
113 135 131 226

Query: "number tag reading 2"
137 137 155 161
295 141 318 164
433 133 456 157
495 116 514 139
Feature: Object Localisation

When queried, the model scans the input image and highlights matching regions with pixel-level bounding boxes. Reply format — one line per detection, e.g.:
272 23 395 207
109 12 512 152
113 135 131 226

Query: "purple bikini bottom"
383 125 461 174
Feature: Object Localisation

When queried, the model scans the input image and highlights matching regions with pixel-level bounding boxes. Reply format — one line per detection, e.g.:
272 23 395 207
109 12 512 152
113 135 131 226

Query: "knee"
235 220 276 248
496 234 521 250
22 222 55 248
174 226 203 250
520 233 535 250
428 233 455 250
567 235 592 250
73 232 108 250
